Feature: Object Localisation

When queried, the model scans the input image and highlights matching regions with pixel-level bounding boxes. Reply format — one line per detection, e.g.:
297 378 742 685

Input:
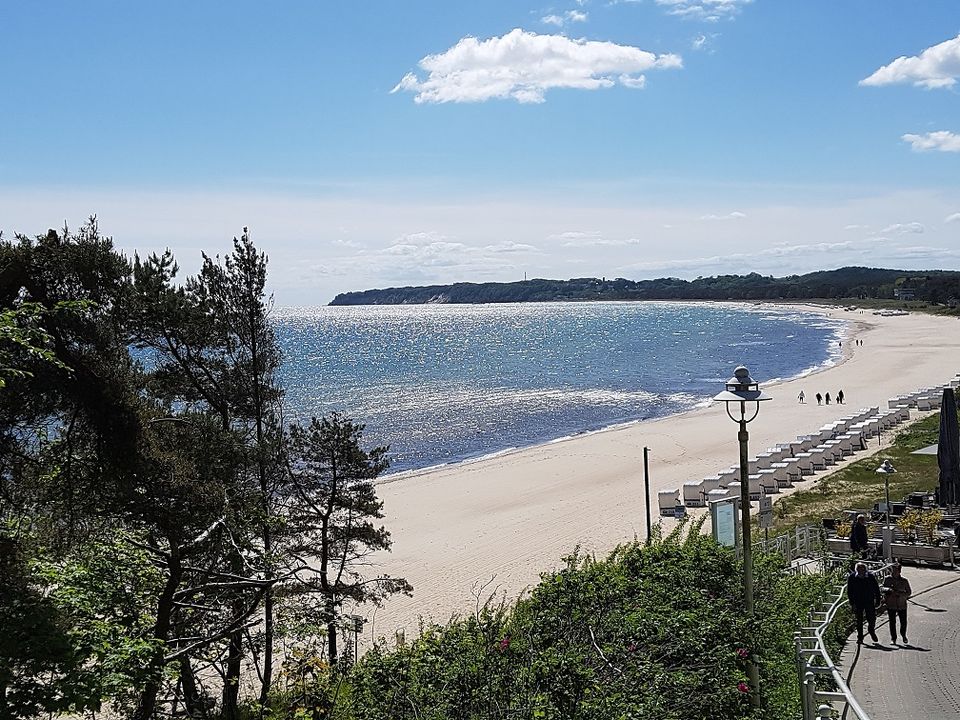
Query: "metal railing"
795 560 893 720
755 524 826 574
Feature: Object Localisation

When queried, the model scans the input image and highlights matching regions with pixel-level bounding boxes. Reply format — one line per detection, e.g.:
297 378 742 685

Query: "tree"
131 229 285 717
191 229 284 709
284 413 412 665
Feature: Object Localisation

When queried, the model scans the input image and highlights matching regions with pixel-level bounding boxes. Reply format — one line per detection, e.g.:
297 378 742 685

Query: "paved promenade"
839 566 960 719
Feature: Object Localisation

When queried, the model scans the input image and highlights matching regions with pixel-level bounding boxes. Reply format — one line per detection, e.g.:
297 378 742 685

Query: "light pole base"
882 526 895 561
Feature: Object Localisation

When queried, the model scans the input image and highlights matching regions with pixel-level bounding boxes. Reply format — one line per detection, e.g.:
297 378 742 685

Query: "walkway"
839 566 960 719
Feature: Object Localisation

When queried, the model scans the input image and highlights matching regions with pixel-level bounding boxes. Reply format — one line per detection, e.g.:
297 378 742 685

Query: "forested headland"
329 267 960 306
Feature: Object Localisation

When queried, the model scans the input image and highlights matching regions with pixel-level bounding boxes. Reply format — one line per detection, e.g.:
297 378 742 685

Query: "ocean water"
275 302 844 475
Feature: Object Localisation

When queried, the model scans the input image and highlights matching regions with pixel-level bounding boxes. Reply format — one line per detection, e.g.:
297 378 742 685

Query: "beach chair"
706 487 731 503
757 469 778 494
717 467 739 485
701 475 723 494
824 441 844 463
794 452 814 475
658 489 680 516
682 481 705 507
755 451 776 469
770 461 791 484
808 448 826 472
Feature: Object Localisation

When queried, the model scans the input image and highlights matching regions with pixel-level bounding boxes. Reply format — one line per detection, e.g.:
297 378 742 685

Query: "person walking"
798 390 805 403
825 392 831 405
850 514 870 555
882 563 912 644
837 389 845 405
816 392 823 405
847 561 882 644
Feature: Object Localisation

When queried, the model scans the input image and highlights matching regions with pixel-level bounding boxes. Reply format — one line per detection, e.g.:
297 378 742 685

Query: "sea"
275 302 845 476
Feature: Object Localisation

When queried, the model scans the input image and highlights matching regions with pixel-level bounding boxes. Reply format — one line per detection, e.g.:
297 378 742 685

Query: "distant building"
893 287 916 300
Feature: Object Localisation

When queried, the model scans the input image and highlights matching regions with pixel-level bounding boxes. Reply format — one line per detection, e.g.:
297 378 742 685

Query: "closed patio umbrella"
938 388 960 506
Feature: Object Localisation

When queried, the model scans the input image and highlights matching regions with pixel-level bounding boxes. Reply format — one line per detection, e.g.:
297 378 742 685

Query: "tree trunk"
259 586 274 706
222 629 243 720
179 656 206 718
326 597 338 665
135 545 182 720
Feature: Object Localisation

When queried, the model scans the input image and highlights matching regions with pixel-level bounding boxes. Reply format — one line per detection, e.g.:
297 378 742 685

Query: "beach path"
840 566 960 719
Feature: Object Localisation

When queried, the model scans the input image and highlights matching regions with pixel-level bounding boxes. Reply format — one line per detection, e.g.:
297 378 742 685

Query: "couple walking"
847 562 912 644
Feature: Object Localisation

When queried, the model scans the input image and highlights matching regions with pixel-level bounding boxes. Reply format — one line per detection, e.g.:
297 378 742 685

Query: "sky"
1 1 959 304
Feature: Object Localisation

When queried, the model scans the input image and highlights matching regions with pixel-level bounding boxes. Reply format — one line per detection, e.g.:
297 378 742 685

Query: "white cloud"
622 237 888 274
484 240 539 253
945 213 960 224
692 33 707 50
618 74 646 89
392 28 681 104
655 0 752 22
541 10 588 27
550 230 641 247
700 210 745 221
879 222 924 235
843 224 869 231
894 245 960 261
332 237 364 249
861 34 960 89
901 130 960 153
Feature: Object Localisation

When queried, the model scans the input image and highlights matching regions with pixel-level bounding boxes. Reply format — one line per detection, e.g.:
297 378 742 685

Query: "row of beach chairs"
889 376 959 412
657 374 960 516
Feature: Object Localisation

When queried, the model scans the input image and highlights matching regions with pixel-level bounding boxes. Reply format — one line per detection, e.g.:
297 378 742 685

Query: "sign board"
759 494 773 530
711 498 739 547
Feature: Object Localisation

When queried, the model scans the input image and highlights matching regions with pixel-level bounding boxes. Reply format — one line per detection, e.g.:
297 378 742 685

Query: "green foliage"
282 413 412 665
265 531 831 720
0 530 162 717
31 532 165 711
329 267 960 306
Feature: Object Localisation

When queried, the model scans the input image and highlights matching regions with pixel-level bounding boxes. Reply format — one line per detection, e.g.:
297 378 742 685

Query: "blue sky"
2 1 959 303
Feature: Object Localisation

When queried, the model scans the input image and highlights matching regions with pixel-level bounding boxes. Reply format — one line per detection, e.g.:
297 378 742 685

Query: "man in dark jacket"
849 514 870 555
847 562 882 643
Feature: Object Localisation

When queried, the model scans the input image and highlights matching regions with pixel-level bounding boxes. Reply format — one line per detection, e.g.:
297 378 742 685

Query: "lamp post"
713 365 770 706
876 460 897 560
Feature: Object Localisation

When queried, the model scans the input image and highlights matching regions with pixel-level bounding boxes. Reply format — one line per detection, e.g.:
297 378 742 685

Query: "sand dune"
364 306 959 641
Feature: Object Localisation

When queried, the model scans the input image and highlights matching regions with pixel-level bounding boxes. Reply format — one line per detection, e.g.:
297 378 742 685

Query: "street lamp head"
876 459 897 474
713 366 771 403
713 366 771 423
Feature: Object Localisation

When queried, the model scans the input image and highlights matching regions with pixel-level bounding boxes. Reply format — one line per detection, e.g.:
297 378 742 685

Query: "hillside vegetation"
329 267 960 306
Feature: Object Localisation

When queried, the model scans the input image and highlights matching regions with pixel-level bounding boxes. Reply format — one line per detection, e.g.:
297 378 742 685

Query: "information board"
759 494 773 530
711 499 738 547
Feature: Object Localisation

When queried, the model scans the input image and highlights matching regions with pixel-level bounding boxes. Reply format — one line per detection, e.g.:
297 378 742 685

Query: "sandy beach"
365 306 960 641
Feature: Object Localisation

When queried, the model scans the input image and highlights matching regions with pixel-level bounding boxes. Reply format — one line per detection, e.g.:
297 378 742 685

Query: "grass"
767 413 942 535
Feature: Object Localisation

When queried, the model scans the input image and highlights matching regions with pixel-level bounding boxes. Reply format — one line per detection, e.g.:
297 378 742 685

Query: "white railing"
755 524 826 573
795 561 893 720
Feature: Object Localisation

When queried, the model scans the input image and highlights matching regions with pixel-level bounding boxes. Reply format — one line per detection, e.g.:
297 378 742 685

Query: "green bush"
259 525 834 720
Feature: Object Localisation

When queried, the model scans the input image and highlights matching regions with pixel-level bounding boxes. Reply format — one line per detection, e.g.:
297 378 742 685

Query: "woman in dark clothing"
850 514 870 555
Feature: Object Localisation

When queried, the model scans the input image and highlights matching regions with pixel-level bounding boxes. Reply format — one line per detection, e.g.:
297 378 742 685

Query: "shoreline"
365 305 958 642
